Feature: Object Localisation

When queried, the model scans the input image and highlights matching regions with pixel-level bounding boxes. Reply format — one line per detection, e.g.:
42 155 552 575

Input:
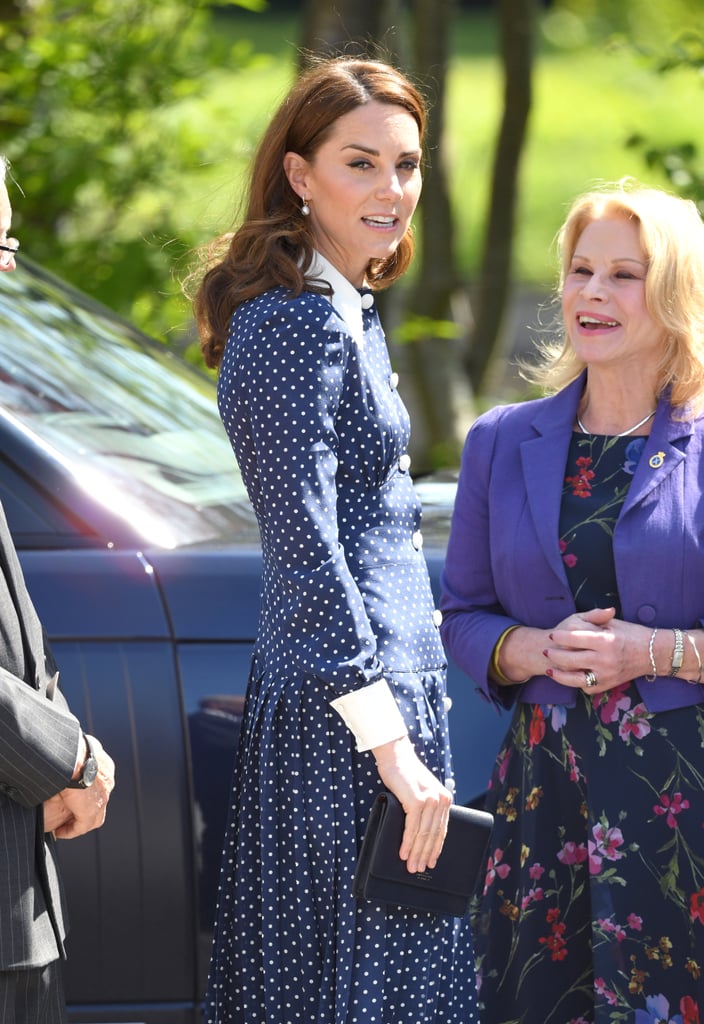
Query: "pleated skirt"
205 665 479 1024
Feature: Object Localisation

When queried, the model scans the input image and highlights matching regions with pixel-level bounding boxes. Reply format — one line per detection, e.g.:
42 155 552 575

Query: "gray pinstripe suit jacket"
0 505 81 969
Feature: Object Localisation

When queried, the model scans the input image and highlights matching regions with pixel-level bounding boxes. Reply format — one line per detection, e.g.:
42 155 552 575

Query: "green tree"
0 0 262 343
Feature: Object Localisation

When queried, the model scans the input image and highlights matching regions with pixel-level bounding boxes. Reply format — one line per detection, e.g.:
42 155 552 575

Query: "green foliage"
0 0 267 344
625 32 704 211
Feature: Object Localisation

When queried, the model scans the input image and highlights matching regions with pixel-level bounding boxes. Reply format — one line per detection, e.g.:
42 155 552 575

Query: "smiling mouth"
362 215 397 227
578 315 620 329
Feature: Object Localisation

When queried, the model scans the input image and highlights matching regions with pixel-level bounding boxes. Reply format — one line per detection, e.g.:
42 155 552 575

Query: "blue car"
0 259 505 1024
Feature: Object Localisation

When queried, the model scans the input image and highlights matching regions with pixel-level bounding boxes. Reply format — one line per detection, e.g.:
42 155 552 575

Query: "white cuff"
330 679 408 752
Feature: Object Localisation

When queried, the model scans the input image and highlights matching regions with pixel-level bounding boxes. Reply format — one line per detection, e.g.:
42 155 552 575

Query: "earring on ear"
301 197 310 216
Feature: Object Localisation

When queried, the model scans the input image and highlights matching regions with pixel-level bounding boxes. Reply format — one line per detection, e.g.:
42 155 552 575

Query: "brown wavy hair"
191 57 427 368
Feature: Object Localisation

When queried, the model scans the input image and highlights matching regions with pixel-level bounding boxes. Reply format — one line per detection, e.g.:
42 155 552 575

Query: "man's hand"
50 735 116 840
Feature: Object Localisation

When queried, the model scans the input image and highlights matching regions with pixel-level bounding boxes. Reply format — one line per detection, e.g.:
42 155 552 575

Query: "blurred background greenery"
1 0 702 467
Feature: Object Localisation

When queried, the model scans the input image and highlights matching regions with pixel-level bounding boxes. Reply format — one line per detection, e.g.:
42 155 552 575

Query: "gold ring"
584 670 598 689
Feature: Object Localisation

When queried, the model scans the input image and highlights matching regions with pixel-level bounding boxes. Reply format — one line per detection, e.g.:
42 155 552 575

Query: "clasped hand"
43 735 116 839
543 606 640 693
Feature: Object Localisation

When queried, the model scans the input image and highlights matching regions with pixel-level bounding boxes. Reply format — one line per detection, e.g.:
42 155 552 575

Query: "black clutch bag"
353 791 493 917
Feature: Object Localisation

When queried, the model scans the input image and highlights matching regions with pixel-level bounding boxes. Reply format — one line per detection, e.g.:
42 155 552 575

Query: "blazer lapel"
621 398 691 515
521 375 585 582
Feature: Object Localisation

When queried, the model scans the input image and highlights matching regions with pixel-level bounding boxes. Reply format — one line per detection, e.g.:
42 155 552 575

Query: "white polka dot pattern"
206 286 478 1022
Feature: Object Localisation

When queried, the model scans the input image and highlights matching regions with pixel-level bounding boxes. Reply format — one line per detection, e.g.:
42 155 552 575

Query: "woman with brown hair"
192 57 478 1024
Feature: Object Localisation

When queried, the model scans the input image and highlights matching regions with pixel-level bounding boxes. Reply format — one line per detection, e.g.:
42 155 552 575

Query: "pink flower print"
528 862 545 881
559 539 578 569
557 840 589 866
497 746 512 784
618 703 652 742
484 848 511 894
654 792 690 829
628 913 643 931
521 886 544 910
566 744 581 782
599 683 631 724
589 820 625 875
597 916 627 942
594 977 618 1006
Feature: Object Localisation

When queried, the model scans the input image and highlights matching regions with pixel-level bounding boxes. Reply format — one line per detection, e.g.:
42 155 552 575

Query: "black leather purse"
353 791 493 917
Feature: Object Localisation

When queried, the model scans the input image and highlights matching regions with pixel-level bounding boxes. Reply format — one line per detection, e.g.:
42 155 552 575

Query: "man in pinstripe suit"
0 157 116 1023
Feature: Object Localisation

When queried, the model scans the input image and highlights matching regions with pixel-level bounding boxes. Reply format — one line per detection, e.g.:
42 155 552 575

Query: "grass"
172 6 704 296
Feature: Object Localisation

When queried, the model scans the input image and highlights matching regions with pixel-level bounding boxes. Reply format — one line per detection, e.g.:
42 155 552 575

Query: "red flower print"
529 705 546 748
539 910 568 961
654 791 690 829
681 995 700 1024
690 888 704 925
565 456 595 498
558 538 578 569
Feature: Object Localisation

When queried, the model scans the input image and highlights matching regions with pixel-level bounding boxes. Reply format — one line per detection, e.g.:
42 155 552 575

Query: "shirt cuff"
330 679 408 752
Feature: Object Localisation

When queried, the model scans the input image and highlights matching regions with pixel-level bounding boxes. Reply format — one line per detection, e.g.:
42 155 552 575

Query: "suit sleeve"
0 664 81 808
218 308 385 697
439 410 522 710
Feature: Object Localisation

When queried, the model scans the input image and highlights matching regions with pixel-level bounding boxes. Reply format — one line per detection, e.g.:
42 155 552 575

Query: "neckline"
576 408 656 438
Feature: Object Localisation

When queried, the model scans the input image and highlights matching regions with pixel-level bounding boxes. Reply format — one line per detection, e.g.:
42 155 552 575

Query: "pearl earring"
301 198 310 216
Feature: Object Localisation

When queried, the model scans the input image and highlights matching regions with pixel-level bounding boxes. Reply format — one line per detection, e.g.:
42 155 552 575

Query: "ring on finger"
583 669 598 689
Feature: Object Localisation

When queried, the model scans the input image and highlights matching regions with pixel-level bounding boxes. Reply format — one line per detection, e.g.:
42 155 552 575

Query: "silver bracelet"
685 631 703 685
645 627 658 682
670 627 685 677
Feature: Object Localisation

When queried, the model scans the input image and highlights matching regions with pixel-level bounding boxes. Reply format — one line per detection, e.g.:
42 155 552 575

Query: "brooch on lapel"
648 451 666 469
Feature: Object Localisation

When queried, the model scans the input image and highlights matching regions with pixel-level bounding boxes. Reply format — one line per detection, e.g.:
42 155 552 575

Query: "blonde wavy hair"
523 181 704 415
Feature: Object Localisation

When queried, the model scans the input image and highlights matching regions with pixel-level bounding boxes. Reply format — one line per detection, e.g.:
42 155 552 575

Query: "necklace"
576 408 656 437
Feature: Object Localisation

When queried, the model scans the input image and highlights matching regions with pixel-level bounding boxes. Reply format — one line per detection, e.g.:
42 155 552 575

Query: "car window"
0 261 254 548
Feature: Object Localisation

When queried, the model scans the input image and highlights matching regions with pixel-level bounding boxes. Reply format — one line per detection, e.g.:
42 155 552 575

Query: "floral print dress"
472 432 704 1024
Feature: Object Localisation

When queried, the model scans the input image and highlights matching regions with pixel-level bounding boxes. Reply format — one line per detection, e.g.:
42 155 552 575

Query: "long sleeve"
218 296 387 696
0 664 80 807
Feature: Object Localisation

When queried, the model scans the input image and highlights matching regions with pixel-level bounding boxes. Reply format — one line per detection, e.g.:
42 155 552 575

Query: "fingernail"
546 668 554 677
542 649 548 657
549 633 554 641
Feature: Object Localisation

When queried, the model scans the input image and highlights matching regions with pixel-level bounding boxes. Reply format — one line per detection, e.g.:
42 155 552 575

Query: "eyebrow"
572 252 647 267
341 143 422 159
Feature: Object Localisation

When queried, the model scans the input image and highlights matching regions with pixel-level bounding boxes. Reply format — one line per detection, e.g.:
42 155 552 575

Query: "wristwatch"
68 733 99 789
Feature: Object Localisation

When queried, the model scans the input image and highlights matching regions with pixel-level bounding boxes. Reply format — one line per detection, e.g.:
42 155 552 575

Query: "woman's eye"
349 159 372 170
570 266 591 276
398 159 419 172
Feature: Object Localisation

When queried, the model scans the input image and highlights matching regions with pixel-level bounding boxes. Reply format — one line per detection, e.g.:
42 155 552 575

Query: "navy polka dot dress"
205 274 478 1023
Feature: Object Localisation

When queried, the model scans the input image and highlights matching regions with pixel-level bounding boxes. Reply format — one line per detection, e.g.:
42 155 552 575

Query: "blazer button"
398 453 411 473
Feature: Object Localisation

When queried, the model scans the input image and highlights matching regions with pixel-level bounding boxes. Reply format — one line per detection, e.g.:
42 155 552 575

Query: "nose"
376 171 404 201
580 272 607 301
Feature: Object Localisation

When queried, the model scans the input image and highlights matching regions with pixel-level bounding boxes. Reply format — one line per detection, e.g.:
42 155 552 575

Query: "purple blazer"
440 373 704 714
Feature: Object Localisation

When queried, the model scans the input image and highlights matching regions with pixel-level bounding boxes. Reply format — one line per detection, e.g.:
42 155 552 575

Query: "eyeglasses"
0 242 19 255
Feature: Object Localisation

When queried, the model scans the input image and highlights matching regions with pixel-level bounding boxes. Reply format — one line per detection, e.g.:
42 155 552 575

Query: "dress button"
361 292 374 310
432 609 443 627
412 530 423 550
443 695 453 712
398 453 411 472
389 372 399 390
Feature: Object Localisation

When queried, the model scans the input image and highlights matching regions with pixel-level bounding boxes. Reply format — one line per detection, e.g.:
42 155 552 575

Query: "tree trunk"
465 0 535 393
402 0 469 470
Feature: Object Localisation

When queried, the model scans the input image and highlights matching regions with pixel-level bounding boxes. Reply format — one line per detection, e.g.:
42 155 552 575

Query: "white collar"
307 251 365 344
